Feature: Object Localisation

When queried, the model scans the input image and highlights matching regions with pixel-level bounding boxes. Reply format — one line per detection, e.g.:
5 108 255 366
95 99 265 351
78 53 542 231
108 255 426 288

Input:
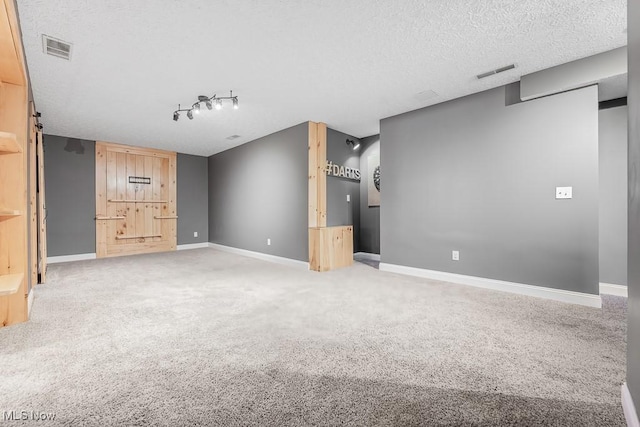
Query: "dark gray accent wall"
326 128 360 253
177 154 209 245
599 106 628 286
208 123 308 261
358 135 380 254
628 0 640 413
43 135 96 256
380 84 599 294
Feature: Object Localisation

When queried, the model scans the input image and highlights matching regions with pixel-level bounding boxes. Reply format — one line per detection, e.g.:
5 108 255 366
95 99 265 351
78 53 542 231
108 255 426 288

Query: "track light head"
346 139 359 150
233 98 239 110
215 99 223 110
187 110 193 120
205 100 213 110
193 103 200 114
173 111 180 121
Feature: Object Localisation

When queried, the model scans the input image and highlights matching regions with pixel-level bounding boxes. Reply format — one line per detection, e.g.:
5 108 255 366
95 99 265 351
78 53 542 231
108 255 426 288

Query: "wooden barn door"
95 142 177 258
36 129 47 283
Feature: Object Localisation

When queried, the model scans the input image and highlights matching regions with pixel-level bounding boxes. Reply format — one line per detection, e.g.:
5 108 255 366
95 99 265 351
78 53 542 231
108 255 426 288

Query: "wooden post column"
308 122 353 271
308 121 326 228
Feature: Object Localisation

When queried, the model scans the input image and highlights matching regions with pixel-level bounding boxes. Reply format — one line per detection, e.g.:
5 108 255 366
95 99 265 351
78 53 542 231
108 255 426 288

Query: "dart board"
373 165 380 191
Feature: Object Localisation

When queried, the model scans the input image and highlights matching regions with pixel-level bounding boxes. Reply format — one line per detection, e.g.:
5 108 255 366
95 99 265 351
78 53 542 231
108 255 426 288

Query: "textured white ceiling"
17 0 626 156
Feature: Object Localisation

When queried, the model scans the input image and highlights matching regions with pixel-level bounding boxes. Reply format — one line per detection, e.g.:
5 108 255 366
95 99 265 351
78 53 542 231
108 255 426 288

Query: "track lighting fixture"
172 90 239 121
346 139 360 151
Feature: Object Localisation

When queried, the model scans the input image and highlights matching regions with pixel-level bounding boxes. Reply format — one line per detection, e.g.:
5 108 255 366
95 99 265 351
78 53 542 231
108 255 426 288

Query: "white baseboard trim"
47 253 97 264
600 282 628 297
623 383 640 427
208 243 309 270
354 252 381 261
379 263 602 308
27 289 34 317
177 242 210 251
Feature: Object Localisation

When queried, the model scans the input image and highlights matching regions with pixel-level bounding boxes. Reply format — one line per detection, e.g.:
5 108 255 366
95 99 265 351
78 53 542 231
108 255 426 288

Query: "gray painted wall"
358 135 380 254
177 154 209 245
599 106 628 286
380 84 599 294
628 0 640 413
326 128 360 253
208 123 309 261
43 135 96 256
44 136 209 255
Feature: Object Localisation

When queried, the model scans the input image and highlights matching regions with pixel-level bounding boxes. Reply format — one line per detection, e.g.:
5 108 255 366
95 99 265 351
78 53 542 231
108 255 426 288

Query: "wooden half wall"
308 122 353 271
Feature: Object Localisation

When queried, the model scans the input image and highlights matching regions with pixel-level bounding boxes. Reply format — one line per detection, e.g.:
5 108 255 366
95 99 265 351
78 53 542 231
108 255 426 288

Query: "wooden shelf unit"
0 132 20 154
0 0 31 327
0 273 24 296
0 208 21 217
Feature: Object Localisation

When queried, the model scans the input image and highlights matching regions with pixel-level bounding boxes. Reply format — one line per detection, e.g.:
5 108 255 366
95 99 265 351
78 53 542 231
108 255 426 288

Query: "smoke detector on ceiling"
477 64 516 80
42 35 72 60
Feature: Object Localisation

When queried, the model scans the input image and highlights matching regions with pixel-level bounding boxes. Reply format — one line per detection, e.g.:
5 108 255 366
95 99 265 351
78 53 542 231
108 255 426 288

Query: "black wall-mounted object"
128 176 151 184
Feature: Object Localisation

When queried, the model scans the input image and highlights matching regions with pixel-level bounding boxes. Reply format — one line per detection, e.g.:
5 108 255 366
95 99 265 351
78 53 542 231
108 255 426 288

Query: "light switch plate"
556 187 573 199
193 231 198 237
452 250 460 261
347 194 351 202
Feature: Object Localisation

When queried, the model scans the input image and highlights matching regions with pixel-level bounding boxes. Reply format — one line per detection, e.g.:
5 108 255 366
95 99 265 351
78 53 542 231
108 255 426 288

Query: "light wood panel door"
96 142 177 258
36 129 47 283
28 103 37 289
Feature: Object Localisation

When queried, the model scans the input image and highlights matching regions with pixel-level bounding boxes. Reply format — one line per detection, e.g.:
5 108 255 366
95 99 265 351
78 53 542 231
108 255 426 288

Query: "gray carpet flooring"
0 248 627 426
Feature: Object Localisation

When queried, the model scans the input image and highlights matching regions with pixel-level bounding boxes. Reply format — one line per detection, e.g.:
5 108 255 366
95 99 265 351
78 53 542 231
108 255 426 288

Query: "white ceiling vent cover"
42 35 72 60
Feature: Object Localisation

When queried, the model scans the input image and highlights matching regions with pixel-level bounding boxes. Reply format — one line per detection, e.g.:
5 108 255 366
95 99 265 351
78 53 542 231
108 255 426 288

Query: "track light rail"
173 90 239 121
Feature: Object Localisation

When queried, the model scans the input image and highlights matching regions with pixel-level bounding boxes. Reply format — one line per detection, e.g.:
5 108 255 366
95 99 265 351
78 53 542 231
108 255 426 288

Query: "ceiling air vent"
42 35 72 60
477 64 516 80
226 135 241 140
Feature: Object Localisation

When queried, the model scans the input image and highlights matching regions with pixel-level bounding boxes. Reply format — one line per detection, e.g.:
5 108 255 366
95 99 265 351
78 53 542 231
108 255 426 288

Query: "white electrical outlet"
452 250 460 261
556 187 573 199
193 232 198 237
267 238 271 246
